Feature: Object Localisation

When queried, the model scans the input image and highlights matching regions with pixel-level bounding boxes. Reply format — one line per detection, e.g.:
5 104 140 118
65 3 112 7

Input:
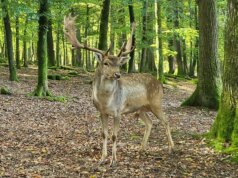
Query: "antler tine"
117 22 136 57
104 42 112 56
117 42 126 57
64 14 104 55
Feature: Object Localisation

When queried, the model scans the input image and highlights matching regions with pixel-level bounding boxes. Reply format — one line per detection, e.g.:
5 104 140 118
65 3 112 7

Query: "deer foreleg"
110 116 120 167
99 114 108 164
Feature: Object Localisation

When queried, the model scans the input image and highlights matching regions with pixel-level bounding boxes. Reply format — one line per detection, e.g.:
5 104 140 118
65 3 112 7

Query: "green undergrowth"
27 92 68 103
44 95 68 102
205 133 238 164
48 74 69 80
0 87 12 95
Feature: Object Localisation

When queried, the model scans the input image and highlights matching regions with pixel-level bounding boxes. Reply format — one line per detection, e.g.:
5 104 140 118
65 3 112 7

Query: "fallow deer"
64 15 174 166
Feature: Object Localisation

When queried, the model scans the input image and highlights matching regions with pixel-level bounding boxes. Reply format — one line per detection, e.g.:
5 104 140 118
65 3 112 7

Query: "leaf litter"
0 66 238 177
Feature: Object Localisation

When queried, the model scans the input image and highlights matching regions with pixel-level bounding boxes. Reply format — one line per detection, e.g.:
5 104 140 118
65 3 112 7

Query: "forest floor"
0 66 238 178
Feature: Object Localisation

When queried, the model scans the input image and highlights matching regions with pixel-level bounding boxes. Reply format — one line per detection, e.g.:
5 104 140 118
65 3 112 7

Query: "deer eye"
103 62 109 66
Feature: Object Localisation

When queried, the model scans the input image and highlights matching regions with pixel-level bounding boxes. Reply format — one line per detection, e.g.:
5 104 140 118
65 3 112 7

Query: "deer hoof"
98 159 107 165
109 160 117 167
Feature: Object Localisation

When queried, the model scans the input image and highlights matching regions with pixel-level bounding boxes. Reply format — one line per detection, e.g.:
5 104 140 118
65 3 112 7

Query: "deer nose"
114 73 121 79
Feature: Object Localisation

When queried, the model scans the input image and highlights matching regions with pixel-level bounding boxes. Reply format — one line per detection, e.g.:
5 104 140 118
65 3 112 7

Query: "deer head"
64 15 135 80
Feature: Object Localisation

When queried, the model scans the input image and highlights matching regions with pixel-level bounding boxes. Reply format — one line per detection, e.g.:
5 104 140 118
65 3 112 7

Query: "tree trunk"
47 15 55 67
145 1 156 72
15 16 20 69
23 16 28 67
168 38 175 74
189 2 198 77
182 0 221 109
157 1 164 81
76 29 82 67
117 8 127 71
56 22 61 67
174 1 184 75
210 0 238 147
33 0 50 96
140 0 148 72
182 39 188 75
128 0 136 73
1 0 18 81
85 5 91 70
98 0 110 51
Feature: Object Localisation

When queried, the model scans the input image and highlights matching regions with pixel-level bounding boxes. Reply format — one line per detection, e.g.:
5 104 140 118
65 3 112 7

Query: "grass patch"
44 96 68 102
0 87 12 95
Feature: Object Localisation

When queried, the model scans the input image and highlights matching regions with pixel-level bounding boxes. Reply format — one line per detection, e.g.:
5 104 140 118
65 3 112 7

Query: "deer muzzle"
114 73 121 79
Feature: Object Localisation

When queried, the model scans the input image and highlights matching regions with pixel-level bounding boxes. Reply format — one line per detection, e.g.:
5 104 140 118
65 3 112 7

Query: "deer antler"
64 14 104 55
117 22 136 57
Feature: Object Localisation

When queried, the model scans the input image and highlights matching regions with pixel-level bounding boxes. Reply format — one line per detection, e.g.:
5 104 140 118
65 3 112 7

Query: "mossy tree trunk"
210 0 238 147
98 0 110 51
33 0 50 97
182 0 221 110
1 0 18 81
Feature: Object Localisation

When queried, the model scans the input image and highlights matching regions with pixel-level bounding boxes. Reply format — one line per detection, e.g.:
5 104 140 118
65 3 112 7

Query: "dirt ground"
0 66 238 178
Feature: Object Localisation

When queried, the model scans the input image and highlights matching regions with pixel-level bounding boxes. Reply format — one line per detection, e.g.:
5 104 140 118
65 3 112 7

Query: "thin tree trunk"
174 1 184 75
128 0 136 73
56 22 60 67
157 1 164 81
23 16 28 67
168 38 175 74
140 0 148 72
47 15 55 67
15 16 20 69
1 0 18 81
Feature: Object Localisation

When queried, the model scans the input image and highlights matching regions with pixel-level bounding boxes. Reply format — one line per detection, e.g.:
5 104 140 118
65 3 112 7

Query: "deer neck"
94 69 119 97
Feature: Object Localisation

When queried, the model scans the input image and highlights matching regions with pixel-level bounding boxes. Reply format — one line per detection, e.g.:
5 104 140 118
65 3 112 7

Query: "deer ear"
94 52 103 62
119 56 130 65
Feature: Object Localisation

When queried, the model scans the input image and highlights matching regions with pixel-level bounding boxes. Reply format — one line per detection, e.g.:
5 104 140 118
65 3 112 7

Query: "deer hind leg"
99 114 109 164
110 116 120 167
139 112 152 150
151 108 174 153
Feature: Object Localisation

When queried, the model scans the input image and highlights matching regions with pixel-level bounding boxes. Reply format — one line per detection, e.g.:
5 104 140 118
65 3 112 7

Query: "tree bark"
182 0 222 109
56 22 61 67
33 0 50 96
168 38 175 74
174 0 184 76
157 0 164 81
47 14 55 67
1 0 18 81
98 0 110 51
140 0 148 72
15 16 20 69
23 15 28 67
128 0 136 73
211 0 238 147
